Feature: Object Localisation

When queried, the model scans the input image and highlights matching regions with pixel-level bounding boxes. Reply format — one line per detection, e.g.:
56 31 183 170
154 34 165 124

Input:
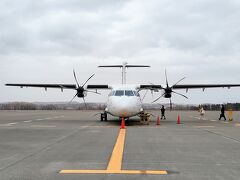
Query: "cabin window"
115 90 124 96
125 90 134 96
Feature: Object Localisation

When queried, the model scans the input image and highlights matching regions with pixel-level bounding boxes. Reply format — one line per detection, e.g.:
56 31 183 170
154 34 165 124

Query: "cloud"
0 0 240 103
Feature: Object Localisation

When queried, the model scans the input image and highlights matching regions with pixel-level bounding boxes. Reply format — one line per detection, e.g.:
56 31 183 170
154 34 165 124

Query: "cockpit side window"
125 90 134 96
133 91 140 97
115 90 124 96
109 91 115 96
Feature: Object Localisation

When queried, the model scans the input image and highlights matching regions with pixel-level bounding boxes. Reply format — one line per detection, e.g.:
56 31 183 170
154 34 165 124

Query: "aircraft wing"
5 84 76 89
87 85 109 89
140 84 240 90
172 84 240 90
139 85 162 89
5 84 110 90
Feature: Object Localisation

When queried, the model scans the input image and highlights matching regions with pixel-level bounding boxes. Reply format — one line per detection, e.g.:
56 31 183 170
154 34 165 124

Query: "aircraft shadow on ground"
101 118 142 126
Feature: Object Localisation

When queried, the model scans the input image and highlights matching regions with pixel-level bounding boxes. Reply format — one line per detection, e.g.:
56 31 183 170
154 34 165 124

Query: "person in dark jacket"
219 105 226 121
161 105 166 119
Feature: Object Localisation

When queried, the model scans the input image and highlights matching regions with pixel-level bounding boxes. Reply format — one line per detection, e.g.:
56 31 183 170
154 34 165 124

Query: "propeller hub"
165 87 172 94
164 93 172 98
77 87 86 98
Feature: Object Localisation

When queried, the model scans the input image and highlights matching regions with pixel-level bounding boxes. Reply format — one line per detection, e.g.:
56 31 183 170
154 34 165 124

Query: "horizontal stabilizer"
98 62 150 84
98 65 150 68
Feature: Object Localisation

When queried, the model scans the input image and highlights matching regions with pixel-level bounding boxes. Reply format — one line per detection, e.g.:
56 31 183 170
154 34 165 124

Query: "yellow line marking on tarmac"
60 128 168 175
60 170 168 175
107 129 125 171
194 126 215 128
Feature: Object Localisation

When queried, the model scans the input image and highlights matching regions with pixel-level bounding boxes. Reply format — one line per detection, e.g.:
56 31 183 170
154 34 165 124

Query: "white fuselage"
105 84 143 118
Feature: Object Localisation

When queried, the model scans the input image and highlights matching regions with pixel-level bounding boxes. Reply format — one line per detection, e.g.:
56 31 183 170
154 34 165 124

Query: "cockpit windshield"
115 90 124 96
125 90 134 96
111 90 139 97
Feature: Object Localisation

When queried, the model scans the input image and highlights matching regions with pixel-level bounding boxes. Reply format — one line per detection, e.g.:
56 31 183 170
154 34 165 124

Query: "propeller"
141 81 160 102
141 89 149 101
69 70 99 109
152 69 188 110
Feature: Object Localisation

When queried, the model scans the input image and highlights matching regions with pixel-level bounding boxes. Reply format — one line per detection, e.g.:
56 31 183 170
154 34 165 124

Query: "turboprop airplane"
5 62 240 120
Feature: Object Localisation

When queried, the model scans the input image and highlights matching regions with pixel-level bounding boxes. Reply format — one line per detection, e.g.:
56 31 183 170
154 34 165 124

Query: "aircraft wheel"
100 113 104 121
104 112 108 121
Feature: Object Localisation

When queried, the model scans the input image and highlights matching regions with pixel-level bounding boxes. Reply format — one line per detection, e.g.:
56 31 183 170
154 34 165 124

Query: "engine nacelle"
164 88 172 98
164 93 172 98
77 88 87 98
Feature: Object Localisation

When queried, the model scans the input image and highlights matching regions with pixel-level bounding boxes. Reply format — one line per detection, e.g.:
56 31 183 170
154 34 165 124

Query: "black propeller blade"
172 77 186 87
165 69 169 88
73 70 80 88
152 93 166 103
142 89 149 101
82 74 95 87
69 92 78 104
170 98 172 111
172 90 188 99
152 70 188 109
83 97 87 110
69 70 97 107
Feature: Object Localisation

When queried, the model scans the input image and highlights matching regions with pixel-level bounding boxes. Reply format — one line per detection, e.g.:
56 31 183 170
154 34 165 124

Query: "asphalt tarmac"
0 110 240 180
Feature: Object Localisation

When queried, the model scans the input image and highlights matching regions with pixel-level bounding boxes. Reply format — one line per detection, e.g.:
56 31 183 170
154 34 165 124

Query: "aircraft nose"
111 97 139 117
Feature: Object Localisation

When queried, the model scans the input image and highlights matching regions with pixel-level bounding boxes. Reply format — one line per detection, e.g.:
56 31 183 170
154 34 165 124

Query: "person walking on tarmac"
219 104 226 121
161 105 166 120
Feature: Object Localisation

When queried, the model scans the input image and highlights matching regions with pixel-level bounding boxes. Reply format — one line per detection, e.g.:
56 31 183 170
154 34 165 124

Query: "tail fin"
98 62 150 84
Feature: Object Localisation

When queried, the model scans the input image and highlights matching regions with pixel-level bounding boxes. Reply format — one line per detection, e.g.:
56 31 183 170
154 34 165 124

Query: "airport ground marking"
31 125 57 128
106 129 125 171
60 169 168 175
8 122 18 125
194 125 215 128
60 128 168 175
24 120 32 123
235 123 240 127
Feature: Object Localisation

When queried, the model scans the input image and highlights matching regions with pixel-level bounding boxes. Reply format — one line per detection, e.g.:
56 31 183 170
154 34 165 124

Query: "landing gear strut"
101 112 107 121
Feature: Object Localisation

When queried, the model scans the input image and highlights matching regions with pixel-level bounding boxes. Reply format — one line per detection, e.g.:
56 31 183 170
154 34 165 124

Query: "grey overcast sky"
0 0 240 104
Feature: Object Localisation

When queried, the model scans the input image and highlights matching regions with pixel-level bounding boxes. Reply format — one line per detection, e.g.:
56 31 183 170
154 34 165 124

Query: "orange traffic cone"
121 117 125 129
156 116 160 125
177 115 181 124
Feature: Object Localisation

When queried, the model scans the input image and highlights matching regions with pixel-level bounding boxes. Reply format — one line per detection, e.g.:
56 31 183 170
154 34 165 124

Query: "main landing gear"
139 112 150 125
101 112 108 121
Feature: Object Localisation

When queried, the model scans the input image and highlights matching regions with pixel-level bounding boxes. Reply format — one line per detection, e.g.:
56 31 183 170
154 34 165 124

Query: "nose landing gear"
101 112 108 121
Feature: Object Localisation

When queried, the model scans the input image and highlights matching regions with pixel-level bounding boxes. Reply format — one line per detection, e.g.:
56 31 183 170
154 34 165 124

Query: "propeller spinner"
152 70 188 110
69 70 100 108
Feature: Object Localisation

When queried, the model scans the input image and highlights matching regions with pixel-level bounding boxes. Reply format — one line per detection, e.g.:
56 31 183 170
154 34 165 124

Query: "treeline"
0 102 106 110
197 103 240 111
0 102 240 111
144 103 240 111
0 102 64 110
